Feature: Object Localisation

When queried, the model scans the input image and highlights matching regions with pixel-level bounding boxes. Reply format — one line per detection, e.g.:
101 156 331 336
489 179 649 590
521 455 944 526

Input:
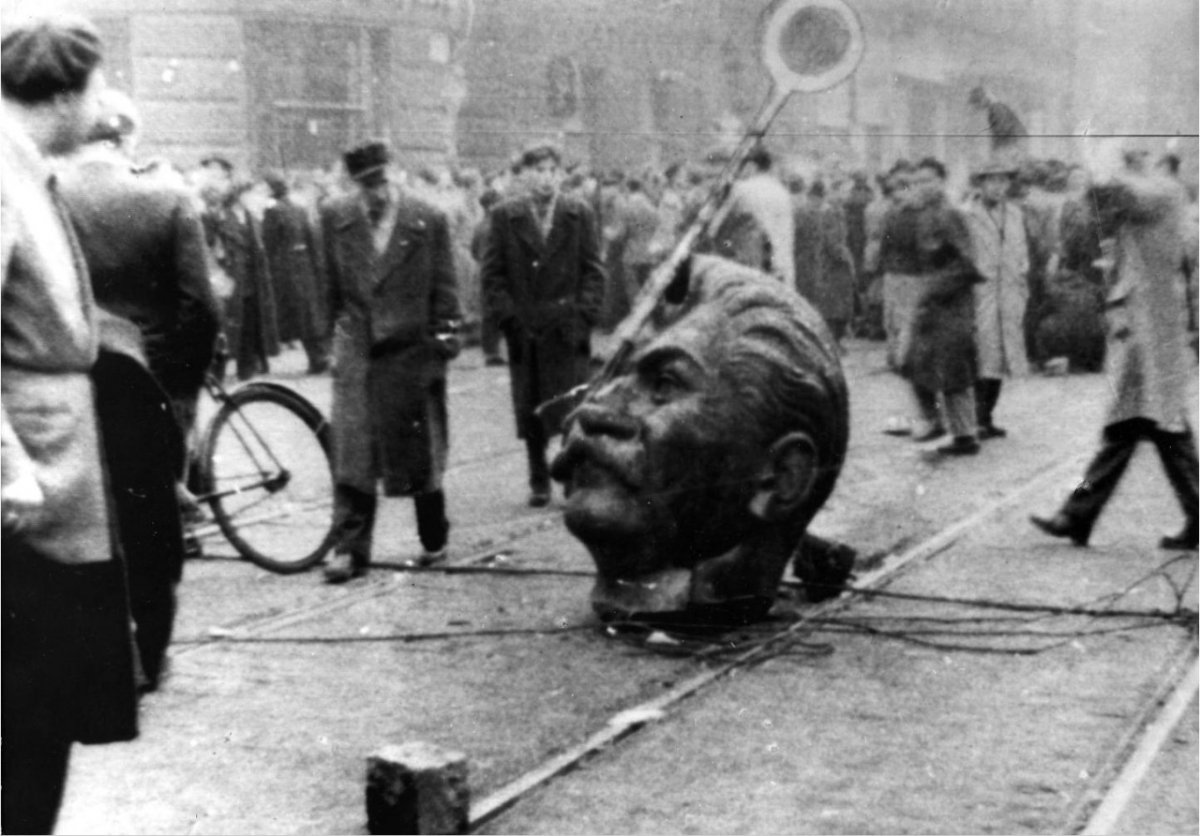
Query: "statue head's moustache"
551 255 848 622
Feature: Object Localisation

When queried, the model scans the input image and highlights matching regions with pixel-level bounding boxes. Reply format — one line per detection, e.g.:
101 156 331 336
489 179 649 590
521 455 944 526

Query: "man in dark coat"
200 156 279 381
904 157 984 455
481 142 606 507
321 140 462 583
263 170 330 374
58 88 219 691
1 16 141 833
793 180 856 344
969 86 1028 155
58 89 219 445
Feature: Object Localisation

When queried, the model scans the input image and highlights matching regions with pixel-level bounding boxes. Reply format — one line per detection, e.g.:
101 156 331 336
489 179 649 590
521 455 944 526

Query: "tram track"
171 443 1196 833
462 448 1197 832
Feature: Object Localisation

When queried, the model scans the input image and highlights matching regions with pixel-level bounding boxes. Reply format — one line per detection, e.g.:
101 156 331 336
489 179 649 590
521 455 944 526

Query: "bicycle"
188 372 337 574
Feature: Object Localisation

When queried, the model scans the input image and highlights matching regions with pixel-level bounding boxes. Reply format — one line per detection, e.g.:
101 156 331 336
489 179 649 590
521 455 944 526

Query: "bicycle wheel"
197 382 336 574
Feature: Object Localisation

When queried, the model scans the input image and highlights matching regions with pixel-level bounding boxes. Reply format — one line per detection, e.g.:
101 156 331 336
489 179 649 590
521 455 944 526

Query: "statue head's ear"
748 432 818 522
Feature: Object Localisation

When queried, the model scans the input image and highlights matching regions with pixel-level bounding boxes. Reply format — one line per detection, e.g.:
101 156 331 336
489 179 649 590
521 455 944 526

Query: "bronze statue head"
551 255 848 623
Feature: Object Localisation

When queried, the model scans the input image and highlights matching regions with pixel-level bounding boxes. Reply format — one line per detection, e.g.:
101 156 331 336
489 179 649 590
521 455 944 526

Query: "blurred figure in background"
708 143 795 286
963 158 1030 439
968 85 1028 159
793 179 856 346
262 170 330 374
199 155 279 381
471 186 507 365
603 174 660 312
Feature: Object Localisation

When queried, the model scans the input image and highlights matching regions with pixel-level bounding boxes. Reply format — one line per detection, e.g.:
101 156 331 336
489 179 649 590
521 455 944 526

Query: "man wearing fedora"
320 141 462 582
963 158 1030 438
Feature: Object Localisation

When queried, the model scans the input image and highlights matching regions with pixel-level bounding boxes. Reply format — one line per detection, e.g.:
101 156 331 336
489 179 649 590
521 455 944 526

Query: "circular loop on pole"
761 0 865 94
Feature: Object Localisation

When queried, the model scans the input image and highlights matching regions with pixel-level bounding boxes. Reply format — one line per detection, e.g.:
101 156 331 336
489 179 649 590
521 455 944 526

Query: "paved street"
56 340 1198 835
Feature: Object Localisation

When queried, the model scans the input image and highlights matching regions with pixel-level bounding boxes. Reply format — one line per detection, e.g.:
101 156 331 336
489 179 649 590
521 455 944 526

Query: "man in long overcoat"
481 142 605 507
263 171 329 374
1 16 141 833
321 141 462 583
1032 156 1198 550
200 157 279 381
963 159 1030 438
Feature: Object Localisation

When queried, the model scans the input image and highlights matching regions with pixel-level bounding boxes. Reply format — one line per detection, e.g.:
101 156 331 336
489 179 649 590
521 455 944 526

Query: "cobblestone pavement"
56 340 1198 835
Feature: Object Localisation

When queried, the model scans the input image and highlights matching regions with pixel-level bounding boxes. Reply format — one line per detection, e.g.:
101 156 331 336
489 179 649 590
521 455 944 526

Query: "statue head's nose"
575 401 639 441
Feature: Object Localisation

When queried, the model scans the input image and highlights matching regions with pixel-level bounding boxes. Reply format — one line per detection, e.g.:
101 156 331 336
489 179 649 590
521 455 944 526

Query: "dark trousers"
1061 418 1200 537
525 418 550 492
481 315 503 360
333 484 449 562
975 378 1003 428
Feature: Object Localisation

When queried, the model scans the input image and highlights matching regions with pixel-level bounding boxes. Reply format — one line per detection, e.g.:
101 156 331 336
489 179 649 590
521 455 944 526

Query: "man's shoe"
912 424 948 443
323 552 367 584
1030 513 1089 547
528 489 551 508
1159 523 1199 550
936 435 980 456
978 424 1008 440
416 548 447 567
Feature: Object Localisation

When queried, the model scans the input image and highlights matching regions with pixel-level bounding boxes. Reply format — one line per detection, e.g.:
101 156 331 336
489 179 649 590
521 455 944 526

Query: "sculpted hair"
684 257 849 523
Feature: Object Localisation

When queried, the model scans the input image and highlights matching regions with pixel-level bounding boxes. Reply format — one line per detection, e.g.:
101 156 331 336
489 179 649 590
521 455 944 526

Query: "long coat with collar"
322 189 461 496
481 193 605 438
1091 174 1195 430
963 197 1031 378
1 126 138 746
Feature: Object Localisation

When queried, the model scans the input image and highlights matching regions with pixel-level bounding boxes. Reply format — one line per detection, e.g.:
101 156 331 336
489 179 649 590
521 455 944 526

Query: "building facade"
72 0 473 171
457 0 1195 183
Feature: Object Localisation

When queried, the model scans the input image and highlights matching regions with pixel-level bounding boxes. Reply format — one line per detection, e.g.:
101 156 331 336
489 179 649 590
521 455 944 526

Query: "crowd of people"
4 12 1199 834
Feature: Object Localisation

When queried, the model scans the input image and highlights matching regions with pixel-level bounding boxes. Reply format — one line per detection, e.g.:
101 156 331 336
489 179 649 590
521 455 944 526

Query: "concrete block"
366 742 469 835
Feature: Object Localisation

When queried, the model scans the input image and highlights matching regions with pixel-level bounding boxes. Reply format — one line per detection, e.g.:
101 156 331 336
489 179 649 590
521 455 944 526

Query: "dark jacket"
263 196 327 344
481 193 605 437
203 205 280 364
794 197 857 325
322 188 461 496
59 152 219 400
905 195 982 392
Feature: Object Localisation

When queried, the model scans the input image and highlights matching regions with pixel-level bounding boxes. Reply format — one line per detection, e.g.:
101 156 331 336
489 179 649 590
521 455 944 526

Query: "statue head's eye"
648 369 685 404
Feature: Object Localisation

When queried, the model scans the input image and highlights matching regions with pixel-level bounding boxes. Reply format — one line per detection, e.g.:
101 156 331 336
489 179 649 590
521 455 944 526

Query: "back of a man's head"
2 13 103 105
